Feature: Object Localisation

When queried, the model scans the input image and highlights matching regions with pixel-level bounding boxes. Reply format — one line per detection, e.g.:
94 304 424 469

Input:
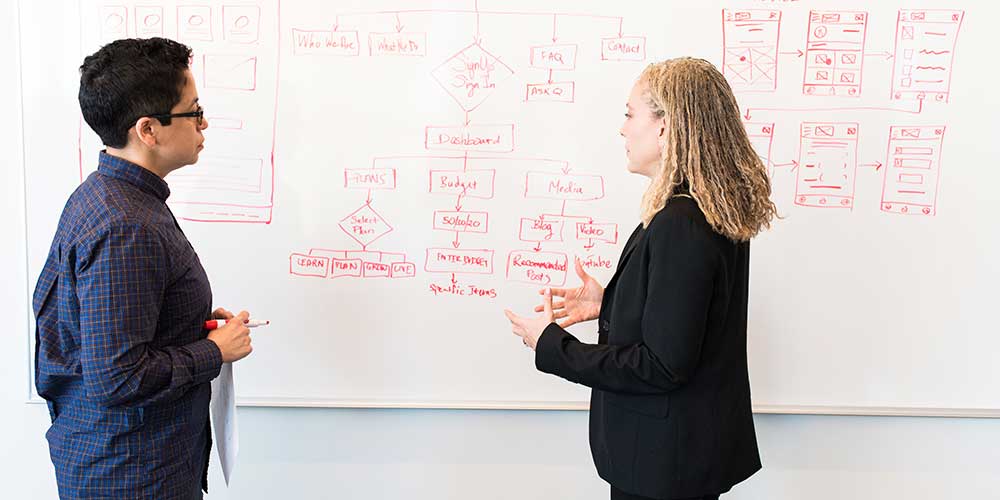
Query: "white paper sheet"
210 362 239 485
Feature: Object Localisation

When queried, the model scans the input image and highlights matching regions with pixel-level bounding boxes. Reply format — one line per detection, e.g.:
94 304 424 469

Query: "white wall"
3 2 998 498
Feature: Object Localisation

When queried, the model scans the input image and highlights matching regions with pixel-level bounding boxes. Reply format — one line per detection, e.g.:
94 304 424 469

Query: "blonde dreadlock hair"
638 57 776 241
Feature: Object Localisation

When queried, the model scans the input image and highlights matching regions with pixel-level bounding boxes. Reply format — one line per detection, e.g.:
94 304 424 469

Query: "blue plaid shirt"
33 152 223 499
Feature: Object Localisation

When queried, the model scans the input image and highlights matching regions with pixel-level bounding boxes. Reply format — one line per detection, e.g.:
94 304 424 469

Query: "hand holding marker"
204 318 270 329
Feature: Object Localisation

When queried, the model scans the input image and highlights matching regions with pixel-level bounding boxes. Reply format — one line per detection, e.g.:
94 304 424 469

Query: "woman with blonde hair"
504 57 776 499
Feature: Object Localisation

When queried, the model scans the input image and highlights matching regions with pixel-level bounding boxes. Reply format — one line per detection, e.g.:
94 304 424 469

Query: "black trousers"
611 485 720 500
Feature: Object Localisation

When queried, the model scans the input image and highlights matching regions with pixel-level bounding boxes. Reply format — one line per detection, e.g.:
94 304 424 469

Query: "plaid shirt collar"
97 151 171 202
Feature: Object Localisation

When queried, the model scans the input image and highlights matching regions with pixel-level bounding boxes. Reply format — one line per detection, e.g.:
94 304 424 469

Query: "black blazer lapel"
603 223 644 292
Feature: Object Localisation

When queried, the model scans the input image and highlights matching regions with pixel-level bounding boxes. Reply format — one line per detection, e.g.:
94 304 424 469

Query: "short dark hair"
78 37 192 148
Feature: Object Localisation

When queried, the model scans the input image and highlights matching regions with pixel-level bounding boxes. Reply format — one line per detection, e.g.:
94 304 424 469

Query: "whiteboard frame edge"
229 399 1000 417
23 397 999 417
16 0 40 404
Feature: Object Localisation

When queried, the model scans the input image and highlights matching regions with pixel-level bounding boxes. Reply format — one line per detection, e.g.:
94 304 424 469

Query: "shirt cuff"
187 338 224 384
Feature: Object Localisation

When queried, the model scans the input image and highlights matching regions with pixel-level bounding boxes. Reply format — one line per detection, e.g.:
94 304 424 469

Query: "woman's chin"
626 163 653 178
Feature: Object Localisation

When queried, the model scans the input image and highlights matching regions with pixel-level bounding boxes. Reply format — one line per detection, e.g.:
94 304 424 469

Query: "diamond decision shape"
432 42 514 111
339 203 393 247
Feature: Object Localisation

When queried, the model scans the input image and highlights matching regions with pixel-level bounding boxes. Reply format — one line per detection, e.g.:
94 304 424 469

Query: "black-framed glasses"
147 105 204 126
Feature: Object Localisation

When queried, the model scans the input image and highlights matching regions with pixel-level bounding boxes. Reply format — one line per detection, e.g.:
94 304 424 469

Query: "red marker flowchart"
286 3 645 294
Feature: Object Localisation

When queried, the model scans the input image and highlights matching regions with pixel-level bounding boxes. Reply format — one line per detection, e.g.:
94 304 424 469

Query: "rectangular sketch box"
390 262 417 278
203 54 258 91
177 5 213 41
428 169 495 198
525 82 575 103
208 117 244 129
168 155 263 193
890 10 964 102
600 37 646 61
223 5 260 44
803 10 868 97
576 223 617 244
292 29 360 56
530 44 577 70
425 124 514 153
290 253 329 278
135 6 163 37
363 262 392 278
744 122 775 174
881 126 946 215
345 168 396 190
425 248 494 274
795 122 859 209
506 251 569 287
434 211 489 234
519 218 565 243
369 32 426 56
101 6 129 41
331 258 363 278
524 172 604 201
722 9 782 92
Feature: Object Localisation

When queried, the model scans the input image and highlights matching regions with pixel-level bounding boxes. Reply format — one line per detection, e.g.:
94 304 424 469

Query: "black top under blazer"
535 196 761 499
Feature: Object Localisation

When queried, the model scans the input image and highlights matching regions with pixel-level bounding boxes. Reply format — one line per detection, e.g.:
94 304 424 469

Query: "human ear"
134 117 158 148
657 117 668 150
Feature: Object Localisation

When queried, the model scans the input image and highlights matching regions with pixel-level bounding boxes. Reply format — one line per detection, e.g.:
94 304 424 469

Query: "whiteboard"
18 0 1000 415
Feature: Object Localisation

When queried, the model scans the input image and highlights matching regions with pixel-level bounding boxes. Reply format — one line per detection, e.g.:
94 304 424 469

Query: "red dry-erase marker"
204 319 270 330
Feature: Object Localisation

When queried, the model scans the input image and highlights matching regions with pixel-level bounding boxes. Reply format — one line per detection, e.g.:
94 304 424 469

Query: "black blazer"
535 196 761 499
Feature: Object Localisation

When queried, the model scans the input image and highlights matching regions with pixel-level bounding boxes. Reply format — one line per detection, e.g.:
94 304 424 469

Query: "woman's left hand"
504 289 555 350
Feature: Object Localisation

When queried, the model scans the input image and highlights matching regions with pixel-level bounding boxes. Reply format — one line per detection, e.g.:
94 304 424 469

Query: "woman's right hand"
534 257 603 329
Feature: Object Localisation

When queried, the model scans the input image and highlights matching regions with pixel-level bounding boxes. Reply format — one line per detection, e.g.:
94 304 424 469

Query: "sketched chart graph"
744 122 776 176
84 1 279 224
202 54 259 91
881 126 946 216
795 122 859 209
891 10 965 102
722 9 782 92
803 11 868 97
726 7 968 216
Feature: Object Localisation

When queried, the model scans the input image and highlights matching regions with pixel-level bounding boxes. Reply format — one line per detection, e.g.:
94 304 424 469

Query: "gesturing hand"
534 257 603 328
504 289 555 351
